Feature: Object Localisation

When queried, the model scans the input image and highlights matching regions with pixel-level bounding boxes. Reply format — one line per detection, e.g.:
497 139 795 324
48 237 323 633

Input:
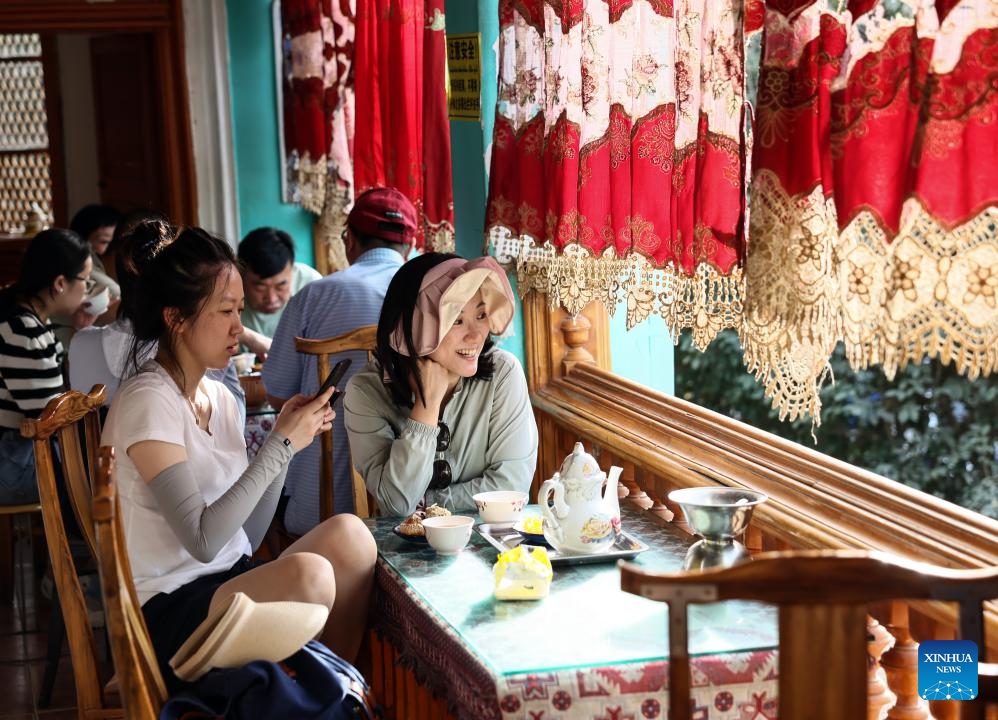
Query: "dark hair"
69 204 121 242
114 217 176 324
375 252 495 407
0 228 91 316
238 227 294 278
106 209 169 271
127 226 238 387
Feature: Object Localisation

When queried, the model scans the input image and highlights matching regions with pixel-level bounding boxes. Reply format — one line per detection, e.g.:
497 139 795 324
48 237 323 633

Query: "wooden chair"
92 445 168 719
20 385 119 718
620 550 998 720
295 324 378 520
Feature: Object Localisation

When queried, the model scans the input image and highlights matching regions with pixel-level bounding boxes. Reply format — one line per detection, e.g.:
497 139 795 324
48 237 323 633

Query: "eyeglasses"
73 276 96 293
428 421 452 490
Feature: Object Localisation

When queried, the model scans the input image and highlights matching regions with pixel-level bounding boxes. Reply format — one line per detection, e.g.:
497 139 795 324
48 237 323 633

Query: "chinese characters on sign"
446 33 481 121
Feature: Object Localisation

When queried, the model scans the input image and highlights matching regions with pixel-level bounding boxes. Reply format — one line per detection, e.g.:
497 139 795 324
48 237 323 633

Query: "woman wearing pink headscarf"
343 253 537 517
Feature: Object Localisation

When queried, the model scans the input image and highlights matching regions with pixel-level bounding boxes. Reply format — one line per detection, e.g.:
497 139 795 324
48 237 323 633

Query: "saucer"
513 520 551 547
392 525 428 545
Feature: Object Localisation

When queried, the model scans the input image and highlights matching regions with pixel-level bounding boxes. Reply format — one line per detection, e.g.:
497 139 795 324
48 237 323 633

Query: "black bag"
159 640 378 720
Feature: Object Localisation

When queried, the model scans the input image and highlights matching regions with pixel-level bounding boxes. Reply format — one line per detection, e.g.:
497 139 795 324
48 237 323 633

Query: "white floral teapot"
539 442 622 554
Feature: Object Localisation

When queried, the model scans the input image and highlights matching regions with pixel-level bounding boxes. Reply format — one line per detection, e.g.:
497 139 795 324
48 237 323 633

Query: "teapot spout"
604 466 623 498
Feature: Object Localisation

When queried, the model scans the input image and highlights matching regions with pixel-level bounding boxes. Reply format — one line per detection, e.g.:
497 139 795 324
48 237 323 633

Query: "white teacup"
422 515 474 556
232 352 256 375
81 286 110 317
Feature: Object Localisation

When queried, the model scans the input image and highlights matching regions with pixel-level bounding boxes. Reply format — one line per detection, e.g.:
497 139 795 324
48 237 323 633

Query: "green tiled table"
365 502 778 720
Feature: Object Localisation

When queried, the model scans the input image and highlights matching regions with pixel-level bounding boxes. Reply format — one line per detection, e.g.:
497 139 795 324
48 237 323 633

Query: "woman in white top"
101 224 375 690
68 216 246 425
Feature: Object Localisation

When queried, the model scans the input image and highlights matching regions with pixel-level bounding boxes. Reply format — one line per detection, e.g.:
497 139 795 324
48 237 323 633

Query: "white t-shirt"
101 360 251 605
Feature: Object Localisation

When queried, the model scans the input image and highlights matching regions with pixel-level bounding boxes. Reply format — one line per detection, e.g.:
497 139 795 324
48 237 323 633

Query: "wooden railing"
522 298 998 720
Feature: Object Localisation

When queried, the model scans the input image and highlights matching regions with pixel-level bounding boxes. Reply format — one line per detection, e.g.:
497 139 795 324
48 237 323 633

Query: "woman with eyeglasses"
344 253 538 517
0 228 92 504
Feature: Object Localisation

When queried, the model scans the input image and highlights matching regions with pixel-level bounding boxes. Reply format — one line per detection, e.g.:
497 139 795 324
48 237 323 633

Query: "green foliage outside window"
674 330 997 520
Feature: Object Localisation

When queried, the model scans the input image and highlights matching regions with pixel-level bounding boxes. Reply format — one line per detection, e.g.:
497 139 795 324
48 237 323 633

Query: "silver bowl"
668 487 768 544
683 538 751 570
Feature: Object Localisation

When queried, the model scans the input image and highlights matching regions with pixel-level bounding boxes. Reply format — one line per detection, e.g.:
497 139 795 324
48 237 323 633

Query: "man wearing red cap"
263 187 416 531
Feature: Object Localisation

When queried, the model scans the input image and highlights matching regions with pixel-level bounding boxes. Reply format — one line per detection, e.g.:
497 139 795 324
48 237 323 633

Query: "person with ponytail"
67 216 247 424
0 228 93 504
100 226 375 691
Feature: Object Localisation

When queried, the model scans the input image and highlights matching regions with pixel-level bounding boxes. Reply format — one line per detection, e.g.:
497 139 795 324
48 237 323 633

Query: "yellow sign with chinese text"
446 33 481 121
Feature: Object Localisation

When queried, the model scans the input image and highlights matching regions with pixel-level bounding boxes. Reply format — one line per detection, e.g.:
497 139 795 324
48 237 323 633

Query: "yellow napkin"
493 545 553 600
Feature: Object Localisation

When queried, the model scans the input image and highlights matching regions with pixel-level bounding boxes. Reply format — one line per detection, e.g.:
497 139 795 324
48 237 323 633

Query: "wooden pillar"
867 614 899 720
881 603 932 720
521 292 611 391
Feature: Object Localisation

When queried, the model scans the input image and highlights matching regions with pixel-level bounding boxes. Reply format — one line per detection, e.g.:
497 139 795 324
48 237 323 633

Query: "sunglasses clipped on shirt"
428 421 452 490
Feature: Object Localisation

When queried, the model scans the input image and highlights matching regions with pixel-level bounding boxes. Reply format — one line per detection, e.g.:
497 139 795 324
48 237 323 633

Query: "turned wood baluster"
881 602 932 720
559 312 596 373
868 614 899 720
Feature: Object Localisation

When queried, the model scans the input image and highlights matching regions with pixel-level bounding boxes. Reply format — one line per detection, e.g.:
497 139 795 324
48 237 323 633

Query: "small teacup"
422 515 474 556
232 352 256 375
82 286 111 317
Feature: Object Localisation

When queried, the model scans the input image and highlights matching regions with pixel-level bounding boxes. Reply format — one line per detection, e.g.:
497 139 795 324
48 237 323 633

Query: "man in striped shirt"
264 188 416 533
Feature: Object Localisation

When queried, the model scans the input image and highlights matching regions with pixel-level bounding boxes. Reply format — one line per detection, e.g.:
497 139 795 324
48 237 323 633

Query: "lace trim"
743 169 998 422
425 219 456 253
285 150 327 216
489 226 744 351
314 184 352 273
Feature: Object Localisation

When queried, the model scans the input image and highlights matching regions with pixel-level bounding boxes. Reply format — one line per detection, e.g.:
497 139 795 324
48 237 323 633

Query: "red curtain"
744 0 998 421
354 0 454 250
282 0 454 269
484 0 751 348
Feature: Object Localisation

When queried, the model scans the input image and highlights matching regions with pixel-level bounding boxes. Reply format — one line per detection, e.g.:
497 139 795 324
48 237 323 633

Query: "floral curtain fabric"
353 0 455 252
485 0 751 350
744 0 998 421
282 0 455 271
282 0 356 271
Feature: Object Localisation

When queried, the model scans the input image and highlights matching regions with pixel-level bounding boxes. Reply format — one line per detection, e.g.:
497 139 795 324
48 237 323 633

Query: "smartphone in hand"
316 358 352 405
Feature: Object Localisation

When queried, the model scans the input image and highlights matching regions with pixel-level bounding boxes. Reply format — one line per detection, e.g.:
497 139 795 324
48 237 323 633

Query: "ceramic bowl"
238 372 267 408
422 515 474 555
232 352 257 375
668 487 768 543
472 491 528 524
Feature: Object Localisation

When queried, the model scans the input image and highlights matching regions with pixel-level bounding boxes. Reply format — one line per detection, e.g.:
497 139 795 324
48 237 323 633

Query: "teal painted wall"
226 0 316 264
446 0 526 364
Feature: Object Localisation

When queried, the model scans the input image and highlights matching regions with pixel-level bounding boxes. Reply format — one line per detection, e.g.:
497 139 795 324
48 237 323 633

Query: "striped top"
263 247 404 533
0 306 65 430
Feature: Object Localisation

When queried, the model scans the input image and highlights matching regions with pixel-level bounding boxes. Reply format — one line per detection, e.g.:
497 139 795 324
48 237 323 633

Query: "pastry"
399 513 425 537
424 504 451 518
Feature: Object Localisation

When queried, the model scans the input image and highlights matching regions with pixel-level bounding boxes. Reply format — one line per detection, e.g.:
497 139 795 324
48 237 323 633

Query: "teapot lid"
558 442 603 479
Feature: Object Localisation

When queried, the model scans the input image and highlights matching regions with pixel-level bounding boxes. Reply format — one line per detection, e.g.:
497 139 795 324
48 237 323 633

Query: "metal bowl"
668 487 768 543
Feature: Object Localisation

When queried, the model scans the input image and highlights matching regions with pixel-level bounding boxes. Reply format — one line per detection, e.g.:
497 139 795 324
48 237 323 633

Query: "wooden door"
89 33 166 215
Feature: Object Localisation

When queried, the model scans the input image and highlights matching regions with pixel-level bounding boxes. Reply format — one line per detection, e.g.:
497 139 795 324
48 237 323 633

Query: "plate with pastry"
393 512 429 544
392 505 454 544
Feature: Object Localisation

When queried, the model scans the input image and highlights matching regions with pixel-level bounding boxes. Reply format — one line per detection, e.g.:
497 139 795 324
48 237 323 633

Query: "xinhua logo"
918 640 978 701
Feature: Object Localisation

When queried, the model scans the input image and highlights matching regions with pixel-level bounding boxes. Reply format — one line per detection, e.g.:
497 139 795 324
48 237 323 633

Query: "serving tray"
476 522 649 566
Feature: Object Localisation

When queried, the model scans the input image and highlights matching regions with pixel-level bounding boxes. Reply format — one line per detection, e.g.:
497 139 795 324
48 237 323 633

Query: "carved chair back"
92 446 168 719
295 324 378 520
20 385 114 716
620 550 998 720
